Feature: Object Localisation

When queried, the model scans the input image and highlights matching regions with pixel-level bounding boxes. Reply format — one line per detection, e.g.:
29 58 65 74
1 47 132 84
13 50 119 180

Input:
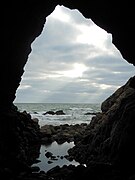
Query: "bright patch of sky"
14 5 135 103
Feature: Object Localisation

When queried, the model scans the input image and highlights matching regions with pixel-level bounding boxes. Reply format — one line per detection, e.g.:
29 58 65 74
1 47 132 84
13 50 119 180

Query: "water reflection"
32 141 79 172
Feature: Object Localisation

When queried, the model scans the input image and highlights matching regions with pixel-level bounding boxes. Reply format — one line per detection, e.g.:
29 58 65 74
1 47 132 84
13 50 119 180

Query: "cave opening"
13 5 135 173
14 5 134 104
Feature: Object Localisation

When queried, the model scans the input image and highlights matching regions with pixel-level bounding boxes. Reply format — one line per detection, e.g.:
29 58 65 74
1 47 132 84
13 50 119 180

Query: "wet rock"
84 112 98 115
45 152 53 158
43 110 65 115
43 111 55 115
31 166 40 172
55 110 65 115
40 123 88 144
48 160 53 164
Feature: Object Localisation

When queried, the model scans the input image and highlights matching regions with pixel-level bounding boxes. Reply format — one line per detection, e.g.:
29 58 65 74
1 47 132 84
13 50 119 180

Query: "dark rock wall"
2 1 57 110
68 76 135 174
0 109 42 177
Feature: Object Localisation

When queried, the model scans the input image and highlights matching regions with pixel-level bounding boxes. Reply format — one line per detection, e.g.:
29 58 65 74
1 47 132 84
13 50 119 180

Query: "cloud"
15 5 135 103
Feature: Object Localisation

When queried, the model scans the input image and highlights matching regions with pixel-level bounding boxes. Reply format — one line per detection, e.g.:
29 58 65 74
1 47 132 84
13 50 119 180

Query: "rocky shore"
0 76 135 180
40 123 88 144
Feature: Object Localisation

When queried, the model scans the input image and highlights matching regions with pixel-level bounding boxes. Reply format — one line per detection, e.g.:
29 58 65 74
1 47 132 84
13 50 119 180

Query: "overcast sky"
14 5 135 103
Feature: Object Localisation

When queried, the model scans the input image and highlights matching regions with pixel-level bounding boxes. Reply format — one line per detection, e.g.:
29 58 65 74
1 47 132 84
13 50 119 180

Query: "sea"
15 103 101 127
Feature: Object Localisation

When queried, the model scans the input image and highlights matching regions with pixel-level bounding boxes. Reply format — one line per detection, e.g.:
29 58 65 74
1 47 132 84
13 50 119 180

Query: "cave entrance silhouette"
14 5 134 104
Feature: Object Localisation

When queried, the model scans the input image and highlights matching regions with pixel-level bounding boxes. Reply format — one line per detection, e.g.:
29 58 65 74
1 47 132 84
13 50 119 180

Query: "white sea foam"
15 103 101 127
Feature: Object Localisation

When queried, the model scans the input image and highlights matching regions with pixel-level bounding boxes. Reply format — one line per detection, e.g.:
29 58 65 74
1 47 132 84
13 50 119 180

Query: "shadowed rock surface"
68 76 135 172
1 1 135 179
